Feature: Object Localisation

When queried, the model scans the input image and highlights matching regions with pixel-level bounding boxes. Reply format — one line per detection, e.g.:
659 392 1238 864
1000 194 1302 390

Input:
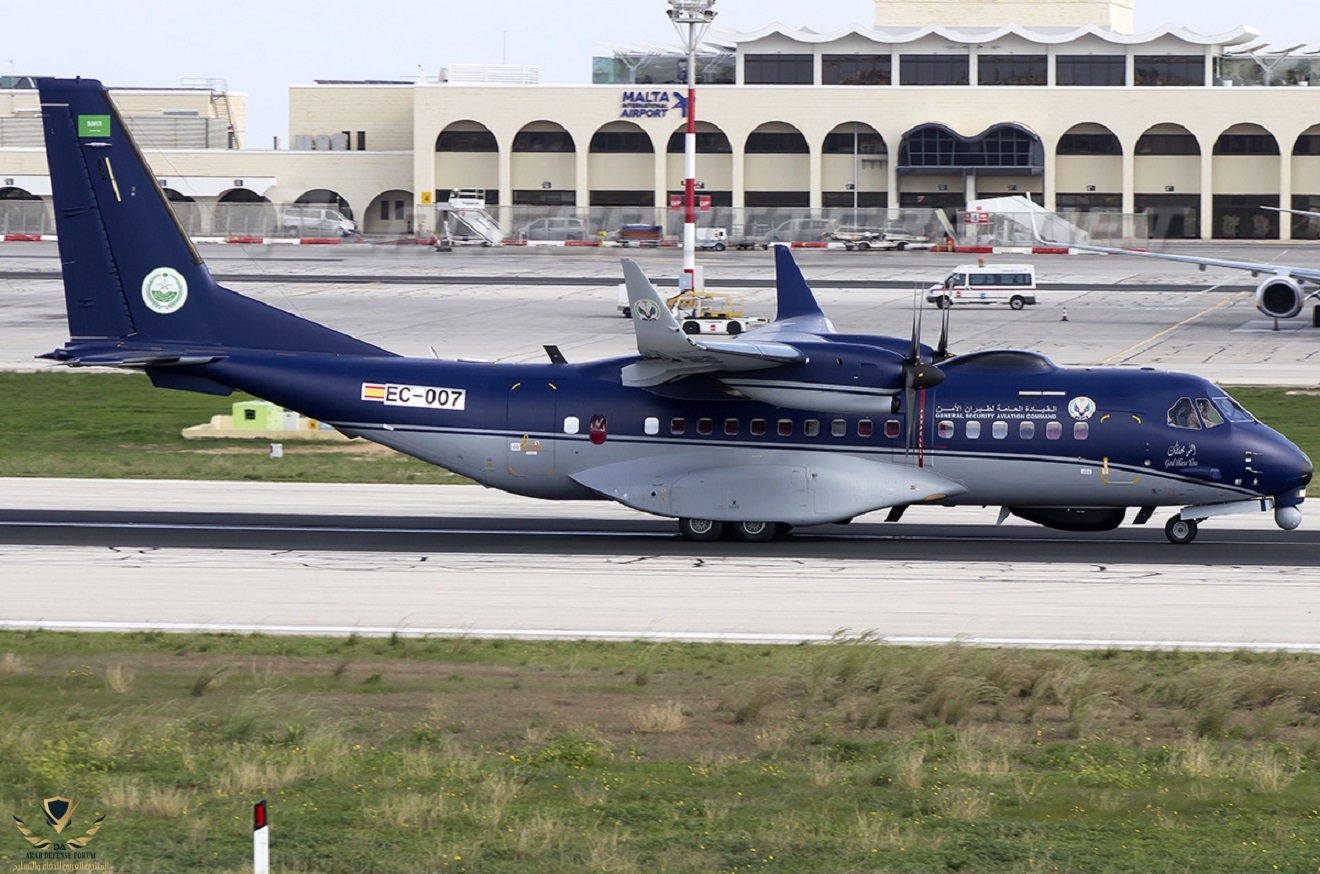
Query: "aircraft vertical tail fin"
772 245 834 333
38 77 391 358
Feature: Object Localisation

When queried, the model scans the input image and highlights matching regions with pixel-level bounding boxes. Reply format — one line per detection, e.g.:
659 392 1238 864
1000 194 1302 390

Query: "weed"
190 665 227 697
629 700 689 733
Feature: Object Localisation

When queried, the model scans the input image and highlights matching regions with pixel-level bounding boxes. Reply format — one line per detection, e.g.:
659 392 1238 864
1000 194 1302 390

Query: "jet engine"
1255 276 1304 320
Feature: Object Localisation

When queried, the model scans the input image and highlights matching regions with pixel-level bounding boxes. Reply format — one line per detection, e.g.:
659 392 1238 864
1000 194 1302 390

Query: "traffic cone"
1060 307 1069 322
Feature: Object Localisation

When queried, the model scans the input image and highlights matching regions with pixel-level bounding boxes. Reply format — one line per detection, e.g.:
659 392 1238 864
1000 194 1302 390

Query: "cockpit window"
1195 398 1224 428
1211 395 1254 423
1167 397 1202 430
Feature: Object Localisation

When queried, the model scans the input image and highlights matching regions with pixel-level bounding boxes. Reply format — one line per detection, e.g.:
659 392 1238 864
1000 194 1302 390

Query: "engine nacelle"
1255 276 1304 320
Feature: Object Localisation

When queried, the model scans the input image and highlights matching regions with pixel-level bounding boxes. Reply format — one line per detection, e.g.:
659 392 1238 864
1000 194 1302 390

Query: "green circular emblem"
141 267 188 315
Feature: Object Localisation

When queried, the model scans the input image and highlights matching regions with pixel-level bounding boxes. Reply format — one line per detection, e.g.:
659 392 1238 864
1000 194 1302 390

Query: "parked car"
281 206 357 237
755 218 838 248
515 217 588 241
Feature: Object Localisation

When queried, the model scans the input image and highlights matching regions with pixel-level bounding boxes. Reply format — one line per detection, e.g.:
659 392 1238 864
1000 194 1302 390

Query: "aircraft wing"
1063 241 1320 283
1031 213 1320 283
571 449 966 526
619 259 805 387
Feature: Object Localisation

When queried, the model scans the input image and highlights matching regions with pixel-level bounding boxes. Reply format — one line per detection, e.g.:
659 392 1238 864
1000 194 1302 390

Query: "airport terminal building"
4 0 1320 241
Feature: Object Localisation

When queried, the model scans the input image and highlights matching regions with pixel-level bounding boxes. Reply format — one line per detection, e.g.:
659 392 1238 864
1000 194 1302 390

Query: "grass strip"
2 632 1320 872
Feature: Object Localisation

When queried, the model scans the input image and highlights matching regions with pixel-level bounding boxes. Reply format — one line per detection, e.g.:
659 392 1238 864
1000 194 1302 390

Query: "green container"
232 400 284 430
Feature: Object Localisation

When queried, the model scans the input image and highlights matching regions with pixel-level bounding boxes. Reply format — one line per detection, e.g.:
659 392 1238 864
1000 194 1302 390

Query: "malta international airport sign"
619 90 689 119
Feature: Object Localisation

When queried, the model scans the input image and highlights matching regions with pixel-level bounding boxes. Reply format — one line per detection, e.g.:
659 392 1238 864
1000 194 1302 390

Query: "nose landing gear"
1164 516 1198 545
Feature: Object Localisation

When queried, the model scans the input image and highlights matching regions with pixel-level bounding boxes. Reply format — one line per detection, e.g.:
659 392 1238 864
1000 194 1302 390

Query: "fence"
0 199 1148 247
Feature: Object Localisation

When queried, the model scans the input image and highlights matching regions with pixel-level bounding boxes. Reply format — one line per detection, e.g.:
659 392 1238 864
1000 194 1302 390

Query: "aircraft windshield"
1211 395 1255 423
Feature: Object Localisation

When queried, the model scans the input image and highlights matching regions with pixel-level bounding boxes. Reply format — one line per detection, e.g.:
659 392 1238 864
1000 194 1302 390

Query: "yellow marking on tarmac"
1100 291 1250 366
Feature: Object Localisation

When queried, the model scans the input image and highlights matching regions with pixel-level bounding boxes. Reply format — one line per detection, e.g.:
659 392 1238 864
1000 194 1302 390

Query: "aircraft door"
506 379 558 476
1094 411 1144 486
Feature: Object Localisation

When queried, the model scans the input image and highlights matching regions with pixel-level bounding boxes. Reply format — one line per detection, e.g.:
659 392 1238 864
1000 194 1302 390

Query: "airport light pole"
667 0 716 291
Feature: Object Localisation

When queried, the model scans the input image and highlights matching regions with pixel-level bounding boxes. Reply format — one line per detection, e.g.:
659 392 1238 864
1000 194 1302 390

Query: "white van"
281 206 357 237
926 264 1037 310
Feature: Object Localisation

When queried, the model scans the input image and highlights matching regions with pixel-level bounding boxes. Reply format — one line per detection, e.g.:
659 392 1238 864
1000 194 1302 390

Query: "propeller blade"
907 288 923 364
935 298 953 360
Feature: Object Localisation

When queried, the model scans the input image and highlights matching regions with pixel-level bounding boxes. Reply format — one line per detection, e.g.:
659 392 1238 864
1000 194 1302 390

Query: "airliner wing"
1061 240 1320 283
619 259 804 387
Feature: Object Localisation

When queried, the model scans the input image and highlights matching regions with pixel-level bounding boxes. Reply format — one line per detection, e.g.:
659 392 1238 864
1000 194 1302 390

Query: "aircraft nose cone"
1301 452 1314 488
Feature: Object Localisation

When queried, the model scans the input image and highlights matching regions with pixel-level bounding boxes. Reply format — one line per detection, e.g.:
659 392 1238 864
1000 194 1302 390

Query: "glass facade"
744 54 813 85
822 54 892 85
588 131 653 153
1057 132 1121 155
1212 133 1279 155
1056 56 1125 87
979 55 1046 86
900 55 970 86
511 130 575 152
1134 56 1205 87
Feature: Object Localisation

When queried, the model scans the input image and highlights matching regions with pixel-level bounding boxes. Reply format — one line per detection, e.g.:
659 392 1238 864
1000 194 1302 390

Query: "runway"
2 480 1317 650
2 244 1317 650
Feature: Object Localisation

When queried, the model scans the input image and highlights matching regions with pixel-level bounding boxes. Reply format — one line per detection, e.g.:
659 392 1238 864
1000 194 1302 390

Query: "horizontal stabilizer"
619 259 804 387
571 450 965 525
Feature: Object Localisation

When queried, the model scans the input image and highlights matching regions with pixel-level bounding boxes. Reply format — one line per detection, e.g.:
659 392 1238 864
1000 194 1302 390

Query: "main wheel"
682 321 701 335
895 241 908 251
1164 516 1198 545
726 321 743 336
714 242 726 251
1009 296 1026 311
856 241 870 251
730 521 779 542
678 518 724 542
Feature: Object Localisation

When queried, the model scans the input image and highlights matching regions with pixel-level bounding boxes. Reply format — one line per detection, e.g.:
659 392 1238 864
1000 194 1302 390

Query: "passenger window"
778 419 793 437
563 416 580 434
670 417 686 435
1046 420 1062 440
857 419 874 438
1196 398 1223 428
966 420 981 439
724 418 739 436
804 419 820 437
697 418 712 435
1167 397 1202 430
1074 421 1089 440
831 419 847 437
644 417 659 436
992 421 1008 439
750 418 767 436
938 420 954 439
1020 421 1035 439
884 419 901 439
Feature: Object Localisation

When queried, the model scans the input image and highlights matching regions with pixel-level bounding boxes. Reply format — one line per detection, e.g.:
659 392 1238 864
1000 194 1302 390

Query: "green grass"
0 371 466 483
0 373 1316 483
4 633 1320 872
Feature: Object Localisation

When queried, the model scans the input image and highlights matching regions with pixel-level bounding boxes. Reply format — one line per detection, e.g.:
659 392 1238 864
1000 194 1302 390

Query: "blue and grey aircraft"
34 77 1313 544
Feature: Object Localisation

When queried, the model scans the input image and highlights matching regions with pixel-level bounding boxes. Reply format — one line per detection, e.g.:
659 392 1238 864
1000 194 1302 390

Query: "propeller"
934 295 954 361
901 289 946 462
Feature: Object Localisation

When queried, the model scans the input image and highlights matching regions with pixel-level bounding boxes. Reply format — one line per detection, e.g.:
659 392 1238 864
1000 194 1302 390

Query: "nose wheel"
1164 516 1198 545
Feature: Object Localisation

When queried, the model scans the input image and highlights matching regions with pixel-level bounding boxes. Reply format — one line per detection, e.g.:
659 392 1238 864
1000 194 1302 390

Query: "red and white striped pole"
253 799 269 874
668 0 716 292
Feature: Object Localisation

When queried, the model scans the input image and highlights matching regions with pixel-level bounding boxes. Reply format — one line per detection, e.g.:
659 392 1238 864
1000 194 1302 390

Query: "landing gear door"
506 380 557 476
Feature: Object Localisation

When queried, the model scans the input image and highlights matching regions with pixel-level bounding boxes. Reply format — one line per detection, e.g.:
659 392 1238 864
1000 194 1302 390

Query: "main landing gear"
1164 516 1199 545
677 518 785 542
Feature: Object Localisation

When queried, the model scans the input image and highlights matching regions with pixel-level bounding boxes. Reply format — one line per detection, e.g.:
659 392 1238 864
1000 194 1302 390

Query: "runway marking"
0 619 1316 652
0 518 1291 547
1101 290 1251 365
